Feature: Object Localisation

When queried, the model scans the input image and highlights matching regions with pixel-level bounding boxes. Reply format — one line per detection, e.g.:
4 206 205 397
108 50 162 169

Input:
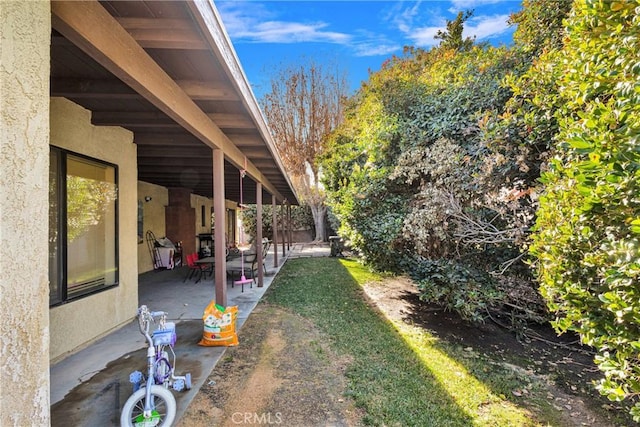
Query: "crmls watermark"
231 412 283 425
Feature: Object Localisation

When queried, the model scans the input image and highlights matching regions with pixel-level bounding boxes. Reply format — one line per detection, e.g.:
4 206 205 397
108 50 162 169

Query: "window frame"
49 146 119 306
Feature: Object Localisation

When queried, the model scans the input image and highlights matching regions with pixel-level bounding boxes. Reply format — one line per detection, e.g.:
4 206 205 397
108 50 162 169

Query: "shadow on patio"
50 243 330 426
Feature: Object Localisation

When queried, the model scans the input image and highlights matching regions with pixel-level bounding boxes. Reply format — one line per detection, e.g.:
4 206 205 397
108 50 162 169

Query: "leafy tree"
324 1 575 325
67 176 117 241
529 0 640 419
322 61 407 268
508 0 572 59
260 59 347 241
435 10 475 52
478 0 573 261
324 12 534 321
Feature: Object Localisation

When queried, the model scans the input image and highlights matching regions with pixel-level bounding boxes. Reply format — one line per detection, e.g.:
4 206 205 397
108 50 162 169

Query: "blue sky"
215 1 524 96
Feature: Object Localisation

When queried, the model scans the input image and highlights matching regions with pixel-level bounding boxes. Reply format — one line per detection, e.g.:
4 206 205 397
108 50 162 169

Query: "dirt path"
178 304 361 427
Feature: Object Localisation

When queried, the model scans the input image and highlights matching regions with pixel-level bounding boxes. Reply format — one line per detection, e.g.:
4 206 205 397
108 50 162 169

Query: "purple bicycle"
120 305 191 426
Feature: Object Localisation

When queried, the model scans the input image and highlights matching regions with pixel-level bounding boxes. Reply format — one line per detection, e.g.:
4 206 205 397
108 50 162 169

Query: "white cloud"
217 2 351 44
352 41 401 58
218 1 401 56
388 1 424 34
241 21 351 44
215 2 269 35
464 14 512 40
402 12 512 47
449 0 508 12
384 2 453 48
408 25 445 47
349 28 402 57
216 1 510 58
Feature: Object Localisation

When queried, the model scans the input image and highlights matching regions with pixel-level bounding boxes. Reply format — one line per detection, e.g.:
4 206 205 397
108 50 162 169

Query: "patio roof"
50 0 298 205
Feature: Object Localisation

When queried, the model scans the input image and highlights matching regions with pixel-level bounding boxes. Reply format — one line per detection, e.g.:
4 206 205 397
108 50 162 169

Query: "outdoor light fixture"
144 196 152 202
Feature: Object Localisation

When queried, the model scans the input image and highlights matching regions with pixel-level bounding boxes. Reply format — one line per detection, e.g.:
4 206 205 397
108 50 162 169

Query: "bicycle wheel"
120 384 176 427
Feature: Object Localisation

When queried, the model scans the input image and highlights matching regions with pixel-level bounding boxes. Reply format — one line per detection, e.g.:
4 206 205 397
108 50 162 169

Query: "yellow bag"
198 300 239 347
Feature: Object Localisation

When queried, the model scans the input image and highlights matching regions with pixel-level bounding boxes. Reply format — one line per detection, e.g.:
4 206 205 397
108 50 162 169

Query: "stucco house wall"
137 181 169 273
49 97 139 361
0 1 51 425
138 185 244 269
192 193 213 251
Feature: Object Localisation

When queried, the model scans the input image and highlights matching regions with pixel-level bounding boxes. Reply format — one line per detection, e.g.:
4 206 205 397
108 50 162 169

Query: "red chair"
184 253 208 283
194 252 214 278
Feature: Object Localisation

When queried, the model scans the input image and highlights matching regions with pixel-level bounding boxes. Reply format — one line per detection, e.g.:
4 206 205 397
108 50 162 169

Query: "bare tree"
260 59 347 241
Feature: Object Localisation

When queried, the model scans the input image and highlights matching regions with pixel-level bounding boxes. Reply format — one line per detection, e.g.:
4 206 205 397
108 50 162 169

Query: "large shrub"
404 257 503 323
241 204 314 242
323 9 559 323
529 0 640 418
323 79 407 269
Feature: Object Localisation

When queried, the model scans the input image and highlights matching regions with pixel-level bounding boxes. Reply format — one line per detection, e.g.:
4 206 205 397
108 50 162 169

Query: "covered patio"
44 0 302 371
51 0 299 308
0 1 300 424
50 243 331 425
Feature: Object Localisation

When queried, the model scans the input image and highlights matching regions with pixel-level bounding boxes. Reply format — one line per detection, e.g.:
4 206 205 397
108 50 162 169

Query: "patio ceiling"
50 0 298 205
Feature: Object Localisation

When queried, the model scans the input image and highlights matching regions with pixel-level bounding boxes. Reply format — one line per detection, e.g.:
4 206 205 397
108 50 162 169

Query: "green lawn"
262 257 573 426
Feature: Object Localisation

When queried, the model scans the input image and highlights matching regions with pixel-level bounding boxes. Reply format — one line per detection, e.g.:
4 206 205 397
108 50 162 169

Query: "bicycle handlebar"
137 305 169 341
150 311 167 318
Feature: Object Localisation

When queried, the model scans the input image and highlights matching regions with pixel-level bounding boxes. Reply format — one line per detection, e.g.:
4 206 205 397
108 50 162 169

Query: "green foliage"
405 257 503 322
322 78 407 267
321 0 640 420
323 18 535 320
509 0 573 58
477 0 574 259
434 10 476 52
529 0 640 418
480 0 573 195
320 1 640 419
67 176 117 242
240 204 314 242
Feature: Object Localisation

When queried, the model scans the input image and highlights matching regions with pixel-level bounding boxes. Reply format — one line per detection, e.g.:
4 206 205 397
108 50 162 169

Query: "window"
137 200 143 244
49 147 118 305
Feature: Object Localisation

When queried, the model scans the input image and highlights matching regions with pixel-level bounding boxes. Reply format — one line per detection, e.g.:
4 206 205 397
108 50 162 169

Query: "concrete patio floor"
50 242 330 426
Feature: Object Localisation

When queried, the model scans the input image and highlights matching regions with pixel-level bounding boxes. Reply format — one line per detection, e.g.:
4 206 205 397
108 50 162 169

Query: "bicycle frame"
129 305 191 419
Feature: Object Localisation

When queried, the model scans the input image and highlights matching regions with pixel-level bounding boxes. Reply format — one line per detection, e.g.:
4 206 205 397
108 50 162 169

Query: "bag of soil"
198 300 239 347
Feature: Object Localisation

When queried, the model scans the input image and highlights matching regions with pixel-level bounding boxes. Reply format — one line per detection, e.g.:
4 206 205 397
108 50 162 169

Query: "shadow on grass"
263 257 539 426
389 276 634 427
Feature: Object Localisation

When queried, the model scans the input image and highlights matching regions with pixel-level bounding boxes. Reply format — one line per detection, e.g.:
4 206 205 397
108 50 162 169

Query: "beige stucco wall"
137 181 169 273
192 193 213 239
0 1 51 426
49 97 139 361
138 187 237 269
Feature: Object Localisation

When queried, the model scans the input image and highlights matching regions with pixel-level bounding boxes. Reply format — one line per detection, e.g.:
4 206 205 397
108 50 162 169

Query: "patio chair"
194 252 214 277
184 253 209 283
226 250 259 291
260 239 271 275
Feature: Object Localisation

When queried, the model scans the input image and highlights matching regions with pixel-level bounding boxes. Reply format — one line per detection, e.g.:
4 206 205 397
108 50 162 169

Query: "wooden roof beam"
206 113 254 129
51 0 283 199
51 78 139 99
116 17 207 50
52 77 240 101
92 111 254 130
178 80 239 101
